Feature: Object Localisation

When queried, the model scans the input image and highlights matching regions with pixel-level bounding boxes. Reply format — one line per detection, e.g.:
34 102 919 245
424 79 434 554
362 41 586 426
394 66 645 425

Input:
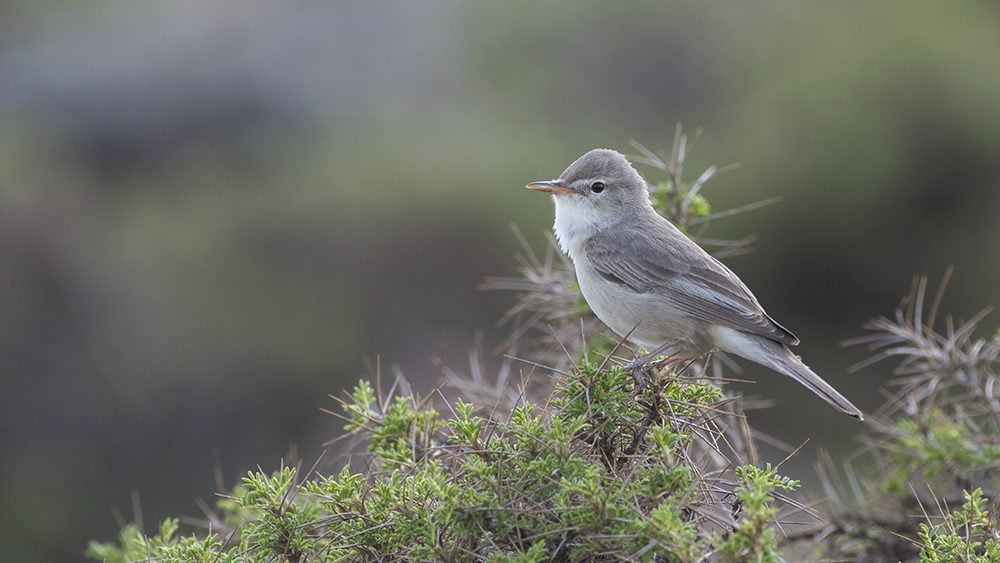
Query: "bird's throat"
552 195 607 260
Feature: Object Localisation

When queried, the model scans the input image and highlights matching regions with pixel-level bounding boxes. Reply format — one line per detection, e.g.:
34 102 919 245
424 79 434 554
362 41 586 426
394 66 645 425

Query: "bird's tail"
712 327 864 420
768 347 864 420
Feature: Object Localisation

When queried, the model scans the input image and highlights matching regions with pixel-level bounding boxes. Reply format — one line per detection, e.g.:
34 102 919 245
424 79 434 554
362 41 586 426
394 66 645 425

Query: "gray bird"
527 148 863 419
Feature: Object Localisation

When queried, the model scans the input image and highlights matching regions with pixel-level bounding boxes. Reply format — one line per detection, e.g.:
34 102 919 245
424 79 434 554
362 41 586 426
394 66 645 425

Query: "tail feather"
768 349 864 420
711 326 864 420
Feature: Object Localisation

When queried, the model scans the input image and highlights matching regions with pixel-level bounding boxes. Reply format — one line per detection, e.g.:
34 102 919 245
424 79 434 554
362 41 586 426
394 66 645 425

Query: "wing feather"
584 222 799 346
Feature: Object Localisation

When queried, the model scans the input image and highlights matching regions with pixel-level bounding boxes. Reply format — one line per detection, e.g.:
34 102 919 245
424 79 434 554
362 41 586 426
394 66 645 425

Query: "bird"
526 148 863 419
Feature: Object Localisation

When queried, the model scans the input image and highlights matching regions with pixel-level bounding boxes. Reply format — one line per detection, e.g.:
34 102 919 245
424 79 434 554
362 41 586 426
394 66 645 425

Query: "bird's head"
527 148 651 255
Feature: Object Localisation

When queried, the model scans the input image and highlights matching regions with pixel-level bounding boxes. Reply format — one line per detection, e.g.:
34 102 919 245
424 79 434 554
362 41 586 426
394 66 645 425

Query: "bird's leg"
624 339 680 390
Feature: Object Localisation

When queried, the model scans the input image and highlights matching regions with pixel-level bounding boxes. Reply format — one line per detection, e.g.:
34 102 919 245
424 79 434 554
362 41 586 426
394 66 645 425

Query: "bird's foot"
625 360 648 390
624 339 680 390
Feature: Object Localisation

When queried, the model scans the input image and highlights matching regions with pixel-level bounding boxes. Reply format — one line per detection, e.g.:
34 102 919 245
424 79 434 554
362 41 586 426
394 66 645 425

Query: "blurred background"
1 1 999 560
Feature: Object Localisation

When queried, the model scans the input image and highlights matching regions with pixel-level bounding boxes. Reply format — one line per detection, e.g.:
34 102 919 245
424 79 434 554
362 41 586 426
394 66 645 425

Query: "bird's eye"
591 181 605 193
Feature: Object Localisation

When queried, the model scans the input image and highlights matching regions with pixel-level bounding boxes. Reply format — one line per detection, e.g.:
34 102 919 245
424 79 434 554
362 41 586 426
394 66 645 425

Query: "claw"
624 339 680 390
625 358 648 389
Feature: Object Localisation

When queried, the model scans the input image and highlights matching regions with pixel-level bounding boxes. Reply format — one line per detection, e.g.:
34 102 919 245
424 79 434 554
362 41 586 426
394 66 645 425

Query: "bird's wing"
583 226 800 346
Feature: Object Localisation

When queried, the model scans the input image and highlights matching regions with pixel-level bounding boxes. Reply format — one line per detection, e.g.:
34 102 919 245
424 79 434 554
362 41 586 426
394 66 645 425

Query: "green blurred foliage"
1 2 999 561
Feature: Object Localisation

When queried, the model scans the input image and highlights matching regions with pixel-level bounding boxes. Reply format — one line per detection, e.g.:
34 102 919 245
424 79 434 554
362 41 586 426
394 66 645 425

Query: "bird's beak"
526 180 577 196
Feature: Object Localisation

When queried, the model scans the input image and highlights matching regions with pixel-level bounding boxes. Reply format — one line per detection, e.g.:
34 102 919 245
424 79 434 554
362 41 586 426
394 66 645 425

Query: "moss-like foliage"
87 360 798 562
